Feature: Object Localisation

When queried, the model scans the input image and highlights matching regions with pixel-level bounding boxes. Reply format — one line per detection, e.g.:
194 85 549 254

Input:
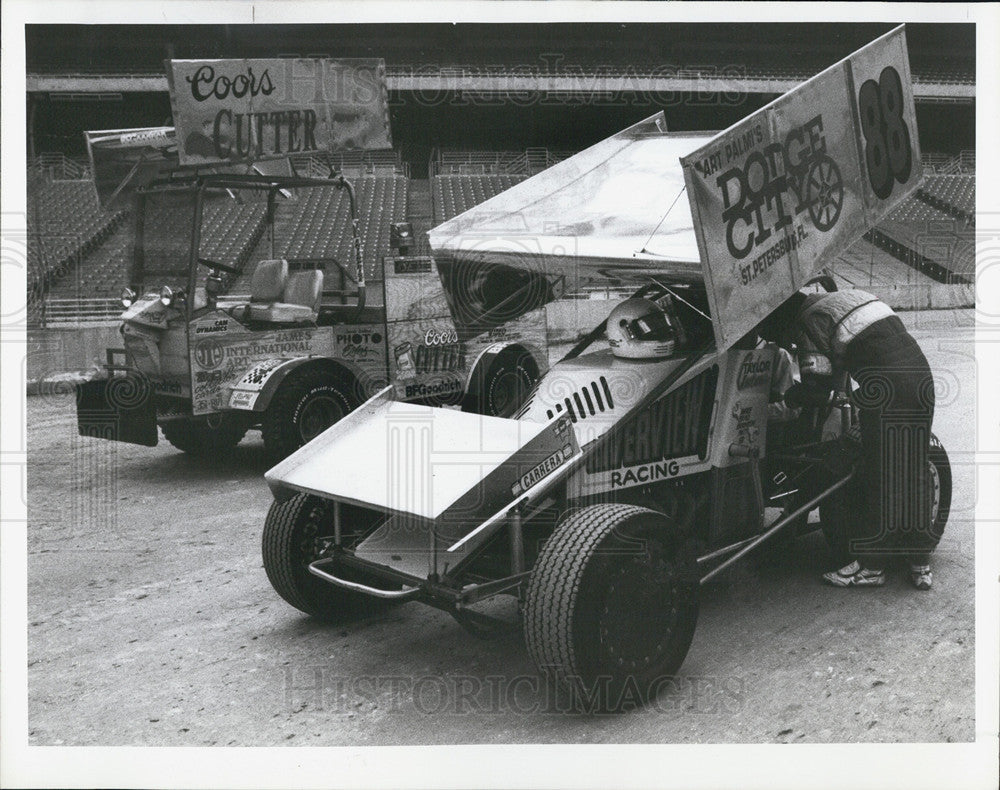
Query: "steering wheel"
198 257 240 275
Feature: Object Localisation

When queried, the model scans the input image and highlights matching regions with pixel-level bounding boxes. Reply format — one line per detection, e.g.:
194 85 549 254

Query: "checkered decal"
238 359 284 388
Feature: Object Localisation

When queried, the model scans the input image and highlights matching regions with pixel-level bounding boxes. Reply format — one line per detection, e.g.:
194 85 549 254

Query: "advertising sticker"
681 25 921 348
167 58 392 166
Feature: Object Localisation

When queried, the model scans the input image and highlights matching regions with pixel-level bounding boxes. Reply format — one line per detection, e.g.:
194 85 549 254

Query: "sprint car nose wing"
265 387 581 575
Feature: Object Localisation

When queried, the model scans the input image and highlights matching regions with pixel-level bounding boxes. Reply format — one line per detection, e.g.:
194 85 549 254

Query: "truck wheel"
523 504 699 712
463 349 538 418
262 493 384 621
820 434 952 559
262 369 356 464
161 414 248 456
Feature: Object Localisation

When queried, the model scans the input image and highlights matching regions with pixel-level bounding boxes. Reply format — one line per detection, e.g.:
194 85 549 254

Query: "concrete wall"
866 283 976 312
24 283 975 388
546 285 976 344
27 325 121 386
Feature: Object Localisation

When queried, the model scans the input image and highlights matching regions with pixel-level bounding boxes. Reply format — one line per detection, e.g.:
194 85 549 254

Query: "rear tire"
523 504 699 712
820 433 952 560
262 369 356 464
262 493 386 621
463 349 538 418
161 413 248 456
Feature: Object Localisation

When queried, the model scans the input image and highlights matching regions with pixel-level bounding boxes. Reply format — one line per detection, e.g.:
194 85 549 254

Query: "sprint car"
260 28 950 709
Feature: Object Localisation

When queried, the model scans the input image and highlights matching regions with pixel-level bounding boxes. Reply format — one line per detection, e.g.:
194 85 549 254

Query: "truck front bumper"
76 373 158 447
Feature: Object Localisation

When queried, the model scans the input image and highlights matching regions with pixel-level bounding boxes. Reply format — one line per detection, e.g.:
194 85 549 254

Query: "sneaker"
822 560 885 587
909 564 932 591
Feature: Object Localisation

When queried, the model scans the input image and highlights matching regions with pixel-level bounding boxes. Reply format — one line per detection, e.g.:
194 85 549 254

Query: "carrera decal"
511 444 574 496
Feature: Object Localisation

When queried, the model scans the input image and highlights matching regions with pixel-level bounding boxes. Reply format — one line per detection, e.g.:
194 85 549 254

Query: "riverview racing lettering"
610 460 681 489
586 368 716 474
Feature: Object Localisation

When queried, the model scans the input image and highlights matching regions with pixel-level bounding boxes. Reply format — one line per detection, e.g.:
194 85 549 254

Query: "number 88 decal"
858 65 912 199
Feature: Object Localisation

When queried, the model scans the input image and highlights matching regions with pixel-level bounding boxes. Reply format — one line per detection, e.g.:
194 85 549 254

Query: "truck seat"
249 259 288 303
248 265 324 324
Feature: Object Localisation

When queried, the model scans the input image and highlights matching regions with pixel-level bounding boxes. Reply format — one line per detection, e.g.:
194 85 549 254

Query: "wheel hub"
929 459 941 523
489 369 529 417
298 395 345 443
597 546 681 670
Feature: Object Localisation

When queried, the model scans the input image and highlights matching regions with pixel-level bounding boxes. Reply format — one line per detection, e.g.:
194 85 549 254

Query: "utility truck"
77 172 551 462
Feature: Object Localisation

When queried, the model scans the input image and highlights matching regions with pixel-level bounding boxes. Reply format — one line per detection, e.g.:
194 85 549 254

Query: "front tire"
161 413 248 456
262 369 356 464
262 493 383 620
523 504 700 712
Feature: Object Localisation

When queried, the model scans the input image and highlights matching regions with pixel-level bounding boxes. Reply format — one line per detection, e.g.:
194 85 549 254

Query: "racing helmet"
606 297 681 359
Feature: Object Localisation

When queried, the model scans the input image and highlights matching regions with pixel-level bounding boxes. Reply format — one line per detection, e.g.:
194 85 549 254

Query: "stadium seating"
46 191 268 298
199 198 269 269
268 175 409 282
431 173 528 222
847 175 975 286
27 175 127 299
831 236 929 288
288 150 407 179
26 148 974 323
922 151 975 175
921 174 975 215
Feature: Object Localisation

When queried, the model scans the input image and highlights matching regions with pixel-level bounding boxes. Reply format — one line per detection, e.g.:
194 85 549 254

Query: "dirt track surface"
26 310 976 745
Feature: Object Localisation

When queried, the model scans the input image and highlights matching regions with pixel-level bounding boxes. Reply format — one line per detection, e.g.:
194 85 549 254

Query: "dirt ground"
25 310 976 745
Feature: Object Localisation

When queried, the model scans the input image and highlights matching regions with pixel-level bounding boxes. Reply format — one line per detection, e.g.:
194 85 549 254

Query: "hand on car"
782 381 834 410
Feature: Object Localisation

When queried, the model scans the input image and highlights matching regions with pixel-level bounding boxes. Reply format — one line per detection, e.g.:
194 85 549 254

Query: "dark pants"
843 316 937 565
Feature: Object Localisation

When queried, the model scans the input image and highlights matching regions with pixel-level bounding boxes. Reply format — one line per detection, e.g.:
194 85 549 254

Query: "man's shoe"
822 560 885 587
909 564 932 591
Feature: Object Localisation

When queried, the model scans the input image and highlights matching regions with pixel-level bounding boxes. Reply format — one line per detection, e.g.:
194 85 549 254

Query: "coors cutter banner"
681 24 922 348
167 58 393 166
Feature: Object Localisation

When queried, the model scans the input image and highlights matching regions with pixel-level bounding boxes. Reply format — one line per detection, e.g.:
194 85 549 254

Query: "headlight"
160 285 174 307
120 287 136 308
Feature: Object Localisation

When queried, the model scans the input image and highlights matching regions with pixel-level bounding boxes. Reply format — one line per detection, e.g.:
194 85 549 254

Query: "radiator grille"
545 376 615 423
